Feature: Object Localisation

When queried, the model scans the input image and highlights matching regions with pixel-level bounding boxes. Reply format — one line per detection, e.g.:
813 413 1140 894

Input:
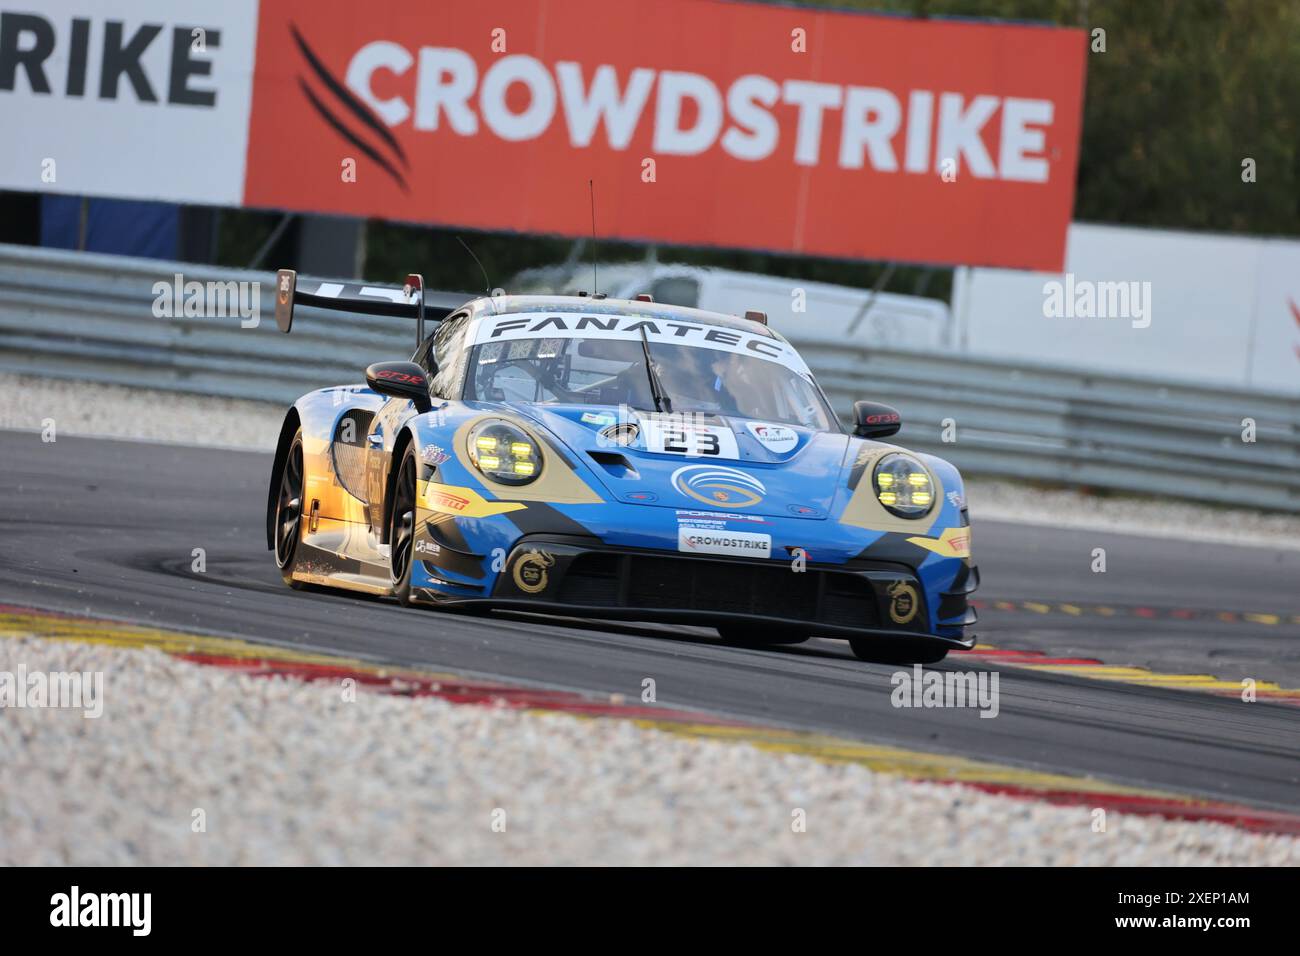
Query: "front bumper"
415 534 977 650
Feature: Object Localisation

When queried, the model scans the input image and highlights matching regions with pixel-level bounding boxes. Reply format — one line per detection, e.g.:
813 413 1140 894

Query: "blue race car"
267 270 977 664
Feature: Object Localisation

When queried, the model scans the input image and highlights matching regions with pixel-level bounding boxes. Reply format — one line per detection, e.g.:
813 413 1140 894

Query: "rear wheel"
716 624 809 647
273 430 306 588
389 445 418 606
848 635 948 665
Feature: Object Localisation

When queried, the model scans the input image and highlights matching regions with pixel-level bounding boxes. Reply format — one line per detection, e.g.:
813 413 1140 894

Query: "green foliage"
831 0 1300 235
361 222 576 294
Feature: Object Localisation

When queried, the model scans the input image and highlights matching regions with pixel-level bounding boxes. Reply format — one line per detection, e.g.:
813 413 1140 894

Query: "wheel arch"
381 426 418 545
266 407 302 550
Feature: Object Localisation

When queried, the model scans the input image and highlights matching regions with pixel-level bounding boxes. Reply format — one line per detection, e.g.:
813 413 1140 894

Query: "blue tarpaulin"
40 196 178 259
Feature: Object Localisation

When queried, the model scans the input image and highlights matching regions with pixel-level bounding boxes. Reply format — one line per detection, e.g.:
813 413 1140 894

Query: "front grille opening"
558 553 882 628
558 555 619 605
822 574 879 627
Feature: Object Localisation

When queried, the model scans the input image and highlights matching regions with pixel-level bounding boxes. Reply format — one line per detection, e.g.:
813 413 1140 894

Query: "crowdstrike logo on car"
677 528 772 559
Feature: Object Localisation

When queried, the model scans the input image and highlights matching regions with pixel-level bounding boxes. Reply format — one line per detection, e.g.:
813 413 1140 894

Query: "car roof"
509 262 656 293
464 294 781 339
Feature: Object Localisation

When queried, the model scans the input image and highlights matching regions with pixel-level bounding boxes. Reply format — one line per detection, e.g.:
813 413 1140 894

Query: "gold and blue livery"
266 269 977 664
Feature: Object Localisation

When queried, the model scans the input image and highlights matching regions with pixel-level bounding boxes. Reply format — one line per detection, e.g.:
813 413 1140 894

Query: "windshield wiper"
639 327 672 414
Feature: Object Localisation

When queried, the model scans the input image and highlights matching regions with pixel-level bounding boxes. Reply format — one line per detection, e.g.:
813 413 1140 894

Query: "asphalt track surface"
2 430 1298 811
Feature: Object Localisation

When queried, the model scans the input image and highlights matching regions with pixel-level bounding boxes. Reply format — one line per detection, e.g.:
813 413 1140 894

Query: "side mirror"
366 361 432 414
852 401 901 439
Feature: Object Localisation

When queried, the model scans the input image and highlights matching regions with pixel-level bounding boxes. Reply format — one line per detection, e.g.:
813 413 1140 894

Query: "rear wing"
274 269 470 343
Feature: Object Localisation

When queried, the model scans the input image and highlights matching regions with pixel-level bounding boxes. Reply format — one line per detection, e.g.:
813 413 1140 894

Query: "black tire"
389 444 418 606
848 635 948 665
716 624 809 647
273 429 307 589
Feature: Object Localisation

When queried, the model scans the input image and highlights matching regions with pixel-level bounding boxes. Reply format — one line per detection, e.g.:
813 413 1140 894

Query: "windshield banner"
471 311 810 374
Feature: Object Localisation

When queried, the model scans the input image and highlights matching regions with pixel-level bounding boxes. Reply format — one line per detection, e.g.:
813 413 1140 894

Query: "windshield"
463 334 836 431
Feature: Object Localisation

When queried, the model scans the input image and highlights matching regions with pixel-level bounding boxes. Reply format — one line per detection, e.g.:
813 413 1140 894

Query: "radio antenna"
457 235 491 294
588 179 598 295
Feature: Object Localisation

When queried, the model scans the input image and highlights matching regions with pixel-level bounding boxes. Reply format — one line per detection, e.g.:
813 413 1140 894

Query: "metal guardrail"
1 243 1298 511
803 344 1300 511
0 244 442 406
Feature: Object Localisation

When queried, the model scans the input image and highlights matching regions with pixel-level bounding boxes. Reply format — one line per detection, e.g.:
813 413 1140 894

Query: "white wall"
695 273 951 351
0 1 257 205
952 223 1300 394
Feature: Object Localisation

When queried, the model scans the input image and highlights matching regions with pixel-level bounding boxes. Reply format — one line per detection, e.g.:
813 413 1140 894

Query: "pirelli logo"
419 481 526 520
427 490 469 512
906 527 972 559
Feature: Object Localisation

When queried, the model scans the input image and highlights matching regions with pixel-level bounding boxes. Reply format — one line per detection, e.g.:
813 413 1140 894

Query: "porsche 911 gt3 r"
266 270 978 664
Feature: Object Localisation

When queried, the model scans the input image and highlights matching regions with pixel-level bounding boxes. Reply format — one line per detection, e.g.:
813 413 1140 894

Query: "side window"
419 312 461 371
412 338 435 374
428 313 469 399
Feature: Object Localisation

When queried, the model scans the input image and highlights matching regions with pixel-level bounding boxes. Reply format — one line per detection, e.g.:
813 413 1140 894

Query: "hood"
513 403 849 520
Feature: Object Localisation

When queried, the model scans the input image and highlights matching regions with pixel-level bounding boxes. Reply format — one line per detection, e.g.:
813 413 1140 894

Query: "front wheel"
716 624 809 647
273 429 306 589
389 444 418 606
848 635 948 665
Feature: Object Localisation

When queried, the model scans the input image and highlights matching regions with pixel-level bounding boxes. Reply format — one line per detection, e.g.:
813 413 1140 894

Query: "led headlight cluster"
468 419 543 485
873 453 934 518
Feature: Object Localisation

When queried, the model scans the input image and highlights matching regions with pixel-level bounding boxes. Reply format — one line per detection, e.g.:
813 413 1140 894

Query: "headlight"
873 453 934 518
467 419 543 485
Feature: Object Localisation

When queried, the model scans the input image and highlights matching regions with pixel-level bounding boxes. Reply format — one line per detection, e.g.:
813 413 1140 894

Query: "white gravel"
4 370 1299 549
967 479 1300 552
1 635 1295 866
0 371 285 450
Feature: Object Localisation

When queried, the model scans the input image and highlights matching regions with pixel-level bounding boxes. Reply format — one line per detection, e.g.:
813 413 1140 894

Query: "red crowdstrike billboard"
245 0 1086 271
